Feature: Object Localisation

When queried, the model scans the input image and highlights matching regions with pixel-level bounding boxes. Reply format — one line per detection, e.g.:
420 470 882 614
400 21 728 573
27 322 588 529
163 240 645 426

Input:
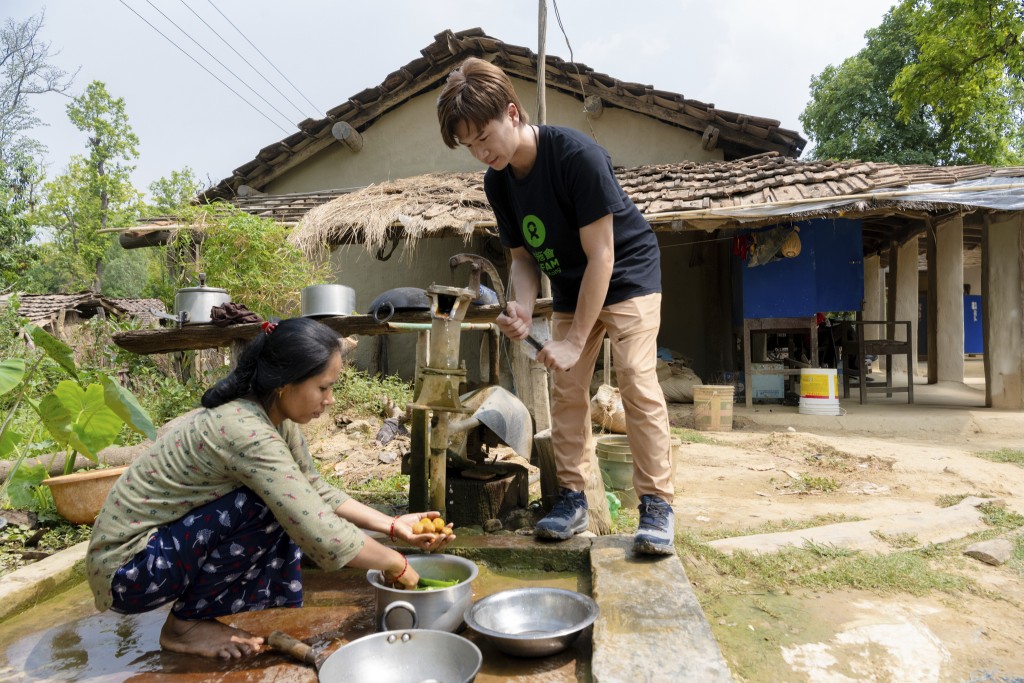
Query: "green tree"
0 11 75 291
146 167 204 215
0 149 44 290
801 0 1023 165
34 82 140 292
893 0 1024 165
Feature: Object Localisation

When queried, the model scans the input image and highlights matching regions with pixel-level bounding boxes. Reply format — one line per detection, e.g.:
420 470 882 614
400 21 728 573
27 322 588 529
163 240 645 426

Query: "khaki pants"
550 293 674 503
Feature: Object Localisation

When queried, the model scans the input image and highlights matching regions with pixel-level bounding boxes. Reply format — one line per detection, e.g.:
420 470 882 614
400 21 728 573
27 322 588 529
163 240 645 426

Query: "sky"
8 1 897 199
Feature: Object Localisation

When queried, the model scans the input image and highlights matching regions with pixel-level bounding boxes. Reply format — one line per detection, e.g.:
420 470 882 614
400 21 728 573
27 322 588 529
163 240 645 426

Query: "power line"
176 0 315 121
116 0 291 134
206 0 322 115
550 0 597 141
142 0 297 128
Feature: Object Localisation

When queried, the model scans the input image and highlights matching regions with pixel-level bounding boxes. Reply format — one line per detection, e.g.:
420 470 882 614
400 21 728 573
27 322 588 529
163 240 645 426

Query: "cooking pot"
270 601 482 683
367 554 478 632
174 273 231 324
301 284 356 317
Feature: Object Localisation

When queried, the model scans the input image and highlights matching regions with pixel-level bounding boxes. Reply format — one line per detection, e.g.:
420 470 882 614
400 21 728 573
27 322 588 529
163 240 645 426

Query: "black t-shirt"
486 125 661 313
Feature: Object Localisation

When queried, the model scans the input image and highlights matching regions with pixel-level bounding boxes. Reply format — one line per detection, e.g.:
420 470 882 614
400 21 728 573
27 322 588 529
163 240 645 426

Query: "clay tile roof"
205 28 805 201
0 293 167 327
286 152 1024 259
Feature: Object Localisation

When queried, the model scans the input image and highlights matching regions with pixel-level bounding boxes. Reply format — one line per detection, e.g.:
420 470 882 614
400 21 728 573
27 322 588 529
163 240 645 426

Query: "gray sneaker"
535 489 588 540
634 495 675 555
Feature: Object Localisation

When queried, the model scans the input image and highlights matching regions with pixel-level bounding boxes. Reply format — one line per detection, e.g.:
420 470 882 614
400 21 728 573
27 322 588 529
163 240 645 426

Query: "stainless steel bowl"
464 587 599 658
317 628 482 683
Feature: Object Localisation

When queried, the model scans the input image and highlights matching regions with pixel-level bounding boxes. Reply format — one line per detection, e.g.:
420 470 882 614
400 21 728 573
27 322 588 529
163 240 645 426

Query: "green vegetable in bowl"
416 577 461 590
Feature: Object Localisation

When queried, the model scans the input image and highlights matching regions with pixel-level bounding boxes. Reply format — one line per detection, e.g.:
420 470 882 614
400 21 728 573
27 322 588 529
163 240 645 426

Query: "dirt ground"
306 363 1024 683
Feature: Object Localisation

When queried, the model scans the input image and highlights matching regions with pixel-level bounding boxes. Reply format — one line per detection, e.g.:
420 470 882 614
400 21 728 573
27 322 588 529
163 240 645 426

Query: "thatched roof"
291 172 491 257
288 153 1024 259
205 28 805 201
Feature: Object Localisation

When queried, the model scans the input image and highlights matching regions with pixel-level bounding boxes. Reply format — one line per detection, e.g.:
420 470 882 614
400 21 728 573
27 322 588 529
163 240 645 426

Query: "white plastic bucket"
799 368 838 399
798 368 841 415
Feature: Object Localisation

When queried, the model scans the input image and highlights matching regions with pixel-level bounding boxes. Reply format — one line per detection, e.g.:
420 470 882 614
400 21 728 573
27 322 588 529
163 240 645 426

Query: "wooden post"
536 0 547 123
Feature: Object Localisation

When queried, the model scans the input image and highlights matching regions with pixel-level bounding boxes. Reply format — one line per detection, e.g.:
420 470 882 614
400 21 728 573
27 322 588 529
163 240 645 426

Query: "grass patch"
980 503 1024 530
325 472 410 510
935 492 994 508
796 551 973 595
331 367 413 419
871 531 920 549
775 473 841 494
695 513 863 542
672 427 717 445
678 532 976 597
0 521 93 579
976 448 1024 467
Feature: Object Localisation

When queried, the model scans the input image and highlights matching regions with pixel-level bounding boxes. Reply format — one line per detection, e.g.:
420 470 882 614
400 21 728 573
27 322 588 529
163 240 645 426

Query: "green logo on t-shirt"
522 214 545 248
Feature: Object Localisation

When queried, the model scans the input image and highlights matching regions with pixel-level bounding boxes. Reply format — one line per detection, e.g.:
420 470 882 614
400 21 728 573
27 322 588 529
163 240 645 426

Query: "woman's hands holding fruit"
393 512 455 552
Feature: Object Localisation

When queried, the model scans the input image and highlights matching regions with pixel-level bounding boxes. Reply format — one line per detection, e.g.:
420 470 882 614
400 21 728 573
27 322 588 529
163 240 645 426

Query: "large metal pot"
367 554 478 632
301 284 356 317
174 273 230 324
270 601 482 683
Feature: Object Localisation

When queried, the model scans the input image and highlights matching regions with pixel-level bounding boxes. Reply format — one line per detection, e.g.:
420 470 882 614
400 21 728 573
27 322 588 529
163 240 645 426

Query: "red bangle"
389 515 399 542
393 555 409 581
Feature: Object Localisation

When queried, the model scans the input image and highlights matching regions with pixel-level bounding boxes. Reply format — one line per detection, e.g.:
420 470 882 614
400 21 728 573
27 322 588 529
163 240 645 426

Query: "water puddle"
0 562 591 682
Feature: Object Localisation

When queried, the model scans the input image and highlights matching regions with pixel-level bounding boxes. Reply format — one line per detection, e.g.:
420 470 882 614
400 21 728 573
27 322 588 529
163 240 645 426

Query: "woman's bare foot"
160 612 264 659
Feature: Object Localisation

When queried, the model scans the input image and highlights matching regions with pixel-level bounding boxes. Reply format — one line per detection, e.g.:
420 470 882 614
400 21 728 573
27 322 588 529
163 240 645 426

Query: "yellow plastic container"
799 368 839 399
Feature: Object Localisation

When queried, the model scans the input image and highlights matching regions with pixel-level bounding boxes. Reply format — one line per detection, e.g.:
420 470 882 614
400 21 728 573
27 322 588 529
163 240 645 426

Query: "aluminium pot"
174 273 231 324
301 284 356 317
367 554 478 632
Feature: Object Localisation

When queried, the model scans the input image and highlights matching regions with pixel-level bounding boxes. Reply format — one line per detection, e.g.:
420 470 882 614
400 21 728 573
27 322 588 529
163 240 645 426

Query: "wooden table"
741 316 818 408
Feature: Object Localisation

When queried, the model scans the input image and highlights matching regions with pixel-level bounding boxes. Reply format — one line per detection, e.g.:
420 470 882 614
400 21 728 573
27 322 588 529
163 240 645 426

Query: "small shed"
0 293 166 338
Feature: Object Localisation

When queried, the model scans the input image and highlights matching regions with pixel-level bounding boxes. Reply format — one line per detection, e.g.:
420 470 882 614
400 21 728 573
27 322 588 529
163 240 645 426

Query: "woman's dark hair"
201 317 341 409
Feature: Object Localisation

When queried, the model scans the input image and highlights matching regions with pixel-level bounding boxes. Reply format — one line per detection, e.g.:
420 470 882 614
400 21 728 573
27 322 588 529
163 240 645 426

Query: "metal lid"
177 272 227 294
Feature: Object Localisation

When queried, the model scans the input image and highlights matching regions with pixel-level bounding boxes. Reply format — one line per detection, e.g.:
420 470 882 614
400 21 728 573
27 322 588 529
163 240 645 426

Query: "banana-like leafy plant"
0 324 156 508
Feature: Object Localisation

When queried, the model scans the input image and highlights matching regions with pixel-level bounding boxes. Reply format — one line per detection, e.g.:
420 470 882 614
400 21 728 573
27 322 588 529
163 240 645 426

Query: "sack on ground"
660 364 703 403
591 384 626 433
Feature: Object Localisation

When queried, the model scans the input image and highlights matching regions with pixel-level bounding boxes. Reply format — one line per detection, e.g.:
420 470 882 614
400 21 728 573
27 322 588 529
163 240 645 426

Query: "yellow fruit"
412 520 427 535
432 517 446 532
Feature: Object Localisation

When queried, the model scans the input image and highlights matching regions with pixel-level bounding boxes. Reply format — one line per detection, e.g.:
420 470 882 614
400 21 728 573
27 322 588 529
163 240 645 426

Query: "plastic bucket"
798 368 841 416
693 385 734 431
596 435 681 507
799 368 838 399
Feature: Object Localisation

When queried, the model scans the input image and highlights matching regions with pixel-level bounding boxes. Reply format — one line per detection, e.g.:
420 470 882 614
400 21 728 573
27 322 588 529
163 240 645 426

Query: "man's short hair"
437 57 529 149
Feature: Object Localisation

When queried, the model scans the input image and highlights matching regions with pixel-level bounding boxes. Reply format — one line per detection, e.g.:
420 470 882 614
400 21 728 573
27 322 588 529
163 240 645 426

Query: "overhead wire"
206 0 323 115
141 0 296 128
176 0 315 121
115 0 291 135
550 0 598 141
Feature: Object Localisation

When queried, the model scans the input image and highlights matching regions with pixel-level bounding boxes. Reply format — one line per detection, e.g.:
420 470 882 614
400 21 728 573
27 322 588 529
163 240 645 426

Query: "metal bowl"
318 629 482 683
464 587 599 658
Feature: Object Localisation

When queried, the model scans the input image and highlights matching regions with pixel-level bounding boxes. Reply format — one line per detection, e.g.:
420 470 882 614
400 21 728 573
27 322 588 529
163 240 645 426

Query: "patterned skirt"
110 487 303 619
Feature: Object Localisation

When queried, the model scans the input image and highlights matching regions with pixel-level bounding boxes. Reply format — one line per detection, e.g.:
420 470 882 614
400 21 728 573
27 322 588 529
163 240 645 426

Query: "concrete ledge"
590 535 734 682
0 540 89 622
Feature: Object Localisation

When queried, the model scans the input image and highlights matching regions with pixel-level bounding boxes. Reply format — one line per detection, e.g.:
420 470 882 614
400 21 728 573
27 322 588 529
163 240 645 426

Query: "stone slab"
709 496 996 555
589 535 733 682
0 540 88 622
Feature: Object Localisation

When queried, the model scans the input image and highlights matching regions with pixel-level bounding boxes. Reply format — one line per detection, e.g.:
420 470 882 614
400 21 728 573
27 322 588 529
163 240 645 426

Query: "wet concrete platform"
0 534 731 682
